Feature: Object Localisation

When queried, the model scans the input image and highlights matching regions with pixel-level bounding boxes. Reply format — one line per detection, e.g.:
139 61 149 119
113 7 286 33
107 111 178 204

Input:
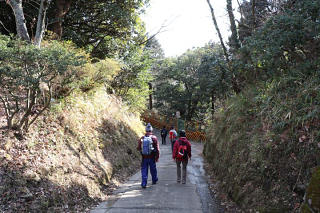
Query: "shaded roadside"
189 141 224 213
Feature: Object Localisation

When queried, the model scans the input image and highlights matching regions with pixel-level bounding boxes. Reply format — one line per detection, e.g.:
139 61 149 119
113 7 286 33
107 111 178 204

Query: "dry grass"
204 81 320 212
0 88 144 212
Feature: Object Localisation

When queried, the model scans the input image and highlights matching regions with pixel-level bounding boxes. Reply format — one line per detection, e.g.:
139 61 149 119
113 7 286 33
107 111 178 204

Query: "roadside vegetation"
0 0 151 211
0 88 144 211
202 1 320 212
0 34 148 211
152 0 320 212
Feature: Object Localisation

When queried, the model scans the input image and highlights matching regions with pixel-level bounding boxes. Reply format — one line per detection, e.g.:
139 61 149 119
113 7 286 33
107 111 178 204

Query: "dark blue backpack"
161 128 167 136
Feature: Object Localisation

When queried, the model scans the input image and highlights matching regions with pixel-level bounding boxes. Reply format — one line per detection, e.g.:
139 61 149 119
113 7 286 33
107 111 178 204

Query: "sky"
142 0 239 57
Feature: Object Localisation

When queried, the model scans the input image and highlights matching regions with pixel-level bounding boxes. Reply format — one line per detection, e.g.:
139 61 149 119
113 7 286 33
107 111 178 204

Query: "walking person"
160 126 168 145
137 123 159 188
169 126 177 152
172 130 191 184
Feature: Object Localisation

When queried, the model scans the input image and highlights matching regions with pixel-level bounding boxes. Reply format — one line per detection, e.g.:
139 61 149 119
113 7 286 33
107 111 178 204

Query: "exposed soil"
0 106 142 212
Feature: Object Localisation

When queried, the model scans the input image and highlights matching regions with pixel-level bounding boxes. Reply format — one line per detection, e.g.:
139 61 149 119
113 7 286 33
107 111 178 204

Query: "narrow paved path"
91 130 222 213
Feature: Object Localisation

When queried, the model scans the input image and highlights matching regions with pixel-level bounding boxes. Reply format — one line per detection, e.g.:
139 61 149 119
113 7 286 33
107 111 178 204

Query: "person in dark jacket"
172 130 191 184
160 126 168 145
137 123 160 188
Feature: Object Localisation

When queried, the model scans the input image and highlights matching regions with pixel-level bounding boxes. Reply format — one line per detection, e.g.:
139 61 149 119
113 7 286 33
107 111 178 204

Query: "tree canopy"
61 0 149 59
0 0 149 56
153 43 229 121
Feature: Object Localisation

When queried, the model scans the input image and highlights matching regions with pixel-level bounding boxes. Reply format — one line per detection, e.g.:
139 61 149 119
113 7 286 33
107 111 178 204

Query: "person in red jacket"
137 123 160 188
172 130 191 184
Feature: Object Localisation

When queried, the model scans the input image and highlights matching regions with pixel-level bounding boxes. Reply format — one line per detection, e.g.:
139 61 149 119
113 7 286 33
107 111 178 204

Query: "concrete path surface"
91 130 221 213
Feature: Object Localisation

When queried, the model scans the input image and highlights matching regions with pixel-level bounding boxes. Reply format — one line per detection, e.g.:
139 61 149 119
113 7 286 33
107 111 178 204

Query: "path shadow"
62 116 143 202
0 163 96 212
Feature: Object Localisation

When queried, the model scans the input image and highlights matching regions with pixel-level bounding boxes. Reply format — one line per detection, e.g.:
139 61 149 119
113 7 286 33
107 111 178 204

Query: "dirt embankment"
0 90 145 212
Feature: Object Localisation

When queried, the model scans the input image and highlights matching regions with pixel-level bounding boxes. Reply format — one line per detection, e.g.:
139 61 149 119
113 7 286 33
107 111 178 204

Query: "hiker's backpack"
142 136 154 155
161 129 167 136
177 140 188 160
169 130 177 139
161 129 164 136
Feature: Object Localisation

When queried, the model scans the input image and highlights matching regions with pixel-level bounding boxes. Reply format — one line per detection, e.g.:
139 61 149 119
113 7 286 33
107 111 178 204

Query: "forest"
0 0 320 212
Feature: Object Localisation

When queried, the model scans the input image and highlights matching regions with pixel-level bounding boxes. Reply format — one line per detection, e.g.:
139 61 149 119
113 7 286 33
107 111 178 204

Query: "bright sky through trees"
142 0 239 57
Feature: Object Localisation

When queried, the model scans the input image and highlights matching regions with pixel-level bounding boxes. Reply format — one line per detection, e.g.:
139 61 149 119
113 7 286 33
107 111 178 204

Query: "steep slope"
0 88 144 212
204 75 320 212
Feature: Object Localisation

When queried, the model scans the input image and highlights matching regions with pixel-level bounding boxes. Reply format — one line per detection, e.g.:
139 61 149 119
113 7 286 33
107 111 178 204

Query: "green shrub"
0 36 84 134
74 59 121 92
238 0 320 83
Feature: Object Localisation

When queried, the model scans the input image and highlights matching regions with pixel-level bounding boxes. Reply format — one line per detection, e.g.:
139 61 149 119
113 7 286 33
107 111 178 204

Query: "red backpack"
177 140 188 160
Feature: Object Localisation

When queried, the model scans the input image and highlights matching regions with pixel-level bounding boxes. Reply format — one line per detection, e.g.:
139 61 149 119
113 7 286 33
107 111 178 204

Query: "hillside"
0 88 144 212
204 75 320 212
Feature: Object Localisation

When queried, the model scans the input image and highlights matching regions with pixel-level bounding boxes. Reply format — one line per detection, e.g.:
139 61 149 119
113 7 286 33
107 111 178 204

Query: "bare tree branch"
139 23 168 46
227 0 241 50
0 20 11 34
206 0 229 62
252 0 256 30
34 0 52 47
236 0 244 19
0 96 10 125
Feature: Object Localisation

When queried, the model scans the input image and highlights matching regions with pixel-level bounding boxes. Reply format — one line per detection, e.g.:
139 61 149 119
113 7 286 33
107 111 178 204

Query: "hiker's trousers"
141 158 158 187
161 136 167 144
171 139 176 152
176 160 188 184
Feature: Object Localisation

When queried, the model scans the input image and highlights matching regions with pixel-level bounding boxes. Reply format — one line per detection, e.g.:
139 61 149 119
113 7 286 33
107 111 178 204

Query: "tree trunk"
18 90 36 131
231 76 241 94
206 0 229 62
34 0 52 47
52 0 72 39
226 0 240 50
186 98 198 121
8 0 30 41
148 82 153 110
252 0 256 31
211 89 215 119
